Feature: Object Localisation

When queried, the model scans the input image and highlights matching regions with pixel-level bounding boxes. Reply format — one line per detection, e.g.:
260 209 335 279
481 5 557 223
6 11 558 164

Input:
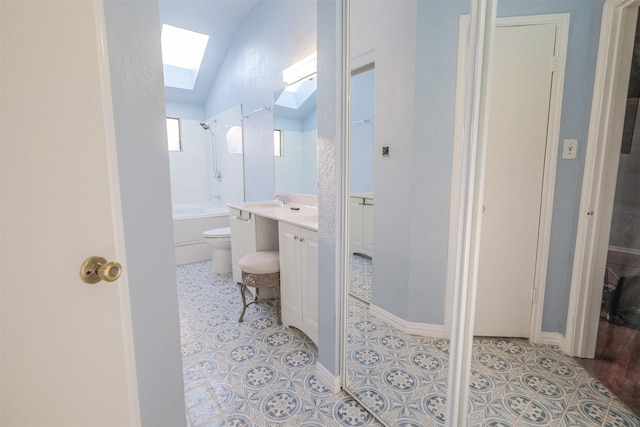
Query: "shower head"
200 119 216 130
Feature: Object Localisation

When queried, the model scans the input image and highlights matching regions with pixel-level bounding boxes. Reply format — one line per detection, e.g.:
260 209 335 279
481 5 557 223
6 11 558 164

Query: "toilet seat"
203 227 231 239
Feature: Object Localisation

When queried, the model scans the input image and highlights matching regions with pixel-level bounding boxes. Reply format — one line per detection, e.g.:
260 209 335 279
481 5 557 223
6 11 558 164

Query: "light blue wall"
401 0 605 333
350 69 374 194
274 107 318 194
103 1 186 424
354 0 418 321
406 1 470 325
317 0 342 376
303 107 318 132
276 116 303 132
203 1 316 201
348 0 605 335
166 101 205 121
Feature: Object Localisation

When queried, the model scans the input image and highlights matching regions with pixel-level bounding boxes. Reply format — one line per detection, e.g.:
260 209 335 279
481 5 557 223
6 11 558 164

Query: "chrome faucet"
275 195 288 205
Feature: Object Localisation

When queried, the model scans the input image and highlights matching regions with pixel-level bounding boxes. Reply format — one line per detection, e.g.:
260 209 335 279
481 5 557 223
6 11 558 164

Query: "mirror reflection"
349 66 374 304
343 0 466 424
343 1 640 426
168 104 245 210
273 76 318 195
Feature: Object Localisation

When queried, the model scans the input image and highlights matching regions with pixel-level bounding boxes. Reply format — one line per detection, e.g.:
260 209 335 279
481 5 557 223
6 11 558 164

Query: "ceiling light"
283 52 317 85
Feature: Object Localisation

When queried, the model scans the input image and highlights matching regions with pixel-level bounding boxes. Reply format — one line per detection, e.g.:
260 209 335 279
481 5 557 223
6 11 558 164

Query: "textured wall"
317 0 342 375
103 1 187 424
203 1 317 201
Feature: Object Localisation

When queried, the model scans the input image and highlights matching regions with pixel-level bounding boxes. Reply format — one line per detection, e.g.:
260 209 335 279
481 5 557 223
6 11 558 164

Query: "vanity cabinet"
350 195 374 257
279 222 318 345
229 207 278 284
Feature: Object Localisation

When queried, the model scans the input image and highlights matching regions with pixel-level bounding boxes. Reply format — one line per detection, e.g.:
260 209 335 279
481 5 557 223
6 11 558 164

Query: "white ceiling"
158 0 258 106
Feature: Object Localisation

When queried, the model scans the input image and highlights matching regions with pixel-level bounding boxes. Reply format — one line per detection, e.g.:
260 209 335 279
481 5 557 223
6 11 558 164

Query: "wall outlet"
382 145 390 158
562 139 577 159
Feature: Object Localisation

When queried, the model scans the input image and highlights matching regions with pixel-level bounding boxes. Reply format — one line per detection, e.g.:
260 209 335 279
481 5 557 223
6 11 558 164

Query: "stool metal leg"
237 272 281 323
238 282 248 322
275 291 281 324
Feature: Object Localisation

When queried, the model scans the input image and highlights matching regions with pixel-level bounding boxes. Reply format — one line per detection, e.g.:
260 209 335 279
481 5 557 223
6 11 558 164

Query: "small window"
166 117 181 151
274 129 283 157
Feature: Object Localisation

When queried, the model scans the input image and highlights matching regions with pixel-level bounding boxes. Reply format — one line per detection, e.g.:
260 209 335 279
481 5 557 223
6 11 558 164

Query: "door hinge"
531 287 537 303
550 56 557 72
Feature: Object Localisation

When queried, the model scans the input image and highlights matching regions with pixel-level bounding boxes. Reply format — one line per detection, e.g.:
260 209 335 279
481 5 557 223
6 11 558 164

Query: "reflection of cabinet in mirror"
279 222 319 345
349 194 373 257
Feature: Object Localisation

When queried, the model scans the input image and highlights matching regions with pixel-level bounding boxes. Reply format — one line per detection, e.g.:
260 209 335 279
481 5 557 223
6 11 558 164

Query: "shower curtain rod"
350 119 371 125
243 106 271 119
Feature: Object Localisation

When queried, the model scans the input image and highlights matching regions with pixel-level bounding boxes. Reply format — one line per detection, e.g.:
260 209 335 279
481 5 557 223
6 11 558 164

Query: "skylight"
161 24 209 90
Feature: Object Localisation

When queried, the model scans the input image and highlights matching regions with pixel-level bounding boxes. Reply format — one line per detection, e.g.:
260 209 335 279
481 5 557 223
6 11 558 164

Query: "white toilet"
202 227 232 274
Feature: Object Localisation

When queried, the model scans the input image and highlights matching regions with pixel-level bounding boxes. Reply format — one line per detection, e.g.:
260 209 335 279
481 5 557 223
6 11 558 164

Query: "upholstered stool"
237 250 281 324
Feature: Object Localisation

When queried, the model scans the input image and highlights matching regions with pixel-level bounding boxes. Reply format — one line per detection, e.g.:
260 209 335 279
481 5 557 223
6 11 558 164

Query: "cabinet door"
350 197 364 253
363 198 374 254
230 209 256 283
301 228 319 344
279 223 303 326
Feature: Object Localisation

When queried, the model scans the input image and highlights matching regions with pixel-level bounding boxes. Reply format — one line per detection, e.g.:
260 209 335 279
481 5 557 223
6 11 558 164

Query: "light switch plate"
562 139 577 159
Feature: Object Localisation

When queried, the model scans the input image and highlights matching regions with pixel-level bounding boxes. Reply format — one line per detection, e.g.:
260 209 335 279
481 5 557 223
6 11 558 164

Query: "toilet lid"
203 227 231 238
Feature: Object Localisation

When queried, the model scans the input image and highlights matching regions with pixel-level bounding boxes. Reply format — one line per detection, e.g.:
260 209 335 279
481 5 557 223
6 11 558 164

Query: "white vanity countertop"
227 201 318 232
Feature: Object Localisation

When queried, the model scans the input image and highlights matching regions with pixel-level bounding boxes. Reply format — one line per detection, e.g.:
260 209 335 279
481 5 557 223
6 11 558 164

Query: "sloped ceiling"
158 0 258 106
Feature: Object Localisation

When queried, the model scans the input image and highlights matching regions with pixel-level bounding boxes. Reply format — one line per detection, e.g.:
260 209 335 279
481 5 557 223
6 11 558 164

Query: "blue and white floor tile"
345 296 640 426
349 254 372 303
178 261 640 426
178 261 381 427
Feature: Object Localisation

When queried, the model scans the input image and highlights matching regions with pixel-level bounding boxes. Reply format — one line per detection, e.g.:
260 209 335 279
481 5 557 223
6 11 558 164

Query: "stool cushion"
239 251 280 274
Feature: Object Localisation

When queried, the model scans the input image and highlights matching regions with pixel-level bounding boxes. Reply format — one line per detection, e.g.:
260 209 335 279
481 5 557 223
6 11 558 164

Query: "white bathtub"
172 203 230 265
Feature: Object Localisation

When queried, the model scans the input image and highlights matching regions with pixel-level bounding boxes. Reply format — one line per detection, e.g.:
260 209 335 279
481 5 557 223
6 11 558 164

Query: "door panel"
474 24 556 337
1 2 134 424
279 223 303 323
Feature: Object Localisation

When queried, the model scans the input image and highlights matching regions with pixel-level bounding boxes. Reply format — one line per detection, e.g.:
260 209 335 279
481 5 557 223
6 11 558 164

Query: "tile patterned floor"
178 261 640 426
178 261 381 427
346 296 640 427
349 254 372 303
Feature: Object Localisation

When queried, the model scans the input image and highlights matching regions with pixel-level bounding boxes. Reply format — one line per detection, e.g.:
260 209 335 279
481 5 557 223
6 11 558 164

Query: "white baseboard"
369 304 445 338
174 242 210 265
315 362 341 394
539 331 565 353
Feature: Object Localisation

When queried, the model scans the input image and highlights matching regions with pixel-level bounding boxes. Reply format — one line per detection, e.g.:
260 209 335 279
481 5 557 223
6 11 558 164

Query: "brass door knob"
80 256 122 284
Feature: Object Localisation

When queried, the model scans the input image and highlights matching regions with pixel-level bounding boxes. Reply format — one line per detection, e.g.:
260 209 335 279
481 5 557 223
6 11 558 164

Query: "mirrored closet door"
342 1 474 425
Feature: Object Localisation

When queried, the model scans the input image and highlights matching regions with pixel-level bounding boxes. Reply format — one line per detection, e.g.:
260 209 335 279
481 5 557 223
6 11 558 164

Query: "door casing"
445 13 570 345
566 0 639 358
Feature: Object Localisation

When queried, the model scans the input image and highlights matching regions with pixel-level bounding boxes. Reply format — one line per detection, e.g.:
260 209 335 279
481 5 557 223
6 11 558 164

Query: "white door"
279 223 304 324
1 2 137 424
474 24 557 337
